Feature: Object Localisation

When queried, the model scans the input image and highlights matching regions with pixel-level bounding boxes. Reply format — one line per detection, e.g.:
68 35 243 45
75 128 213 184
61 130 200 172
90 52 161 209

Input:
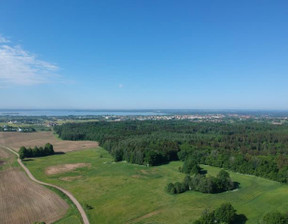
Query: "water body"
0 109 167 116
0 109 287 117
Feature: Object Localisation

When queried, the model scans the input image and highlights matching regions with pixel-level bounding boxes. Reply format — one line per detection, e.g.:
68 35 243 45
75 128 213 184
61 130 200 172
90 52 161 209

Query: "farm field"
0 147 70 224
24 147 288 224
0 131 99 152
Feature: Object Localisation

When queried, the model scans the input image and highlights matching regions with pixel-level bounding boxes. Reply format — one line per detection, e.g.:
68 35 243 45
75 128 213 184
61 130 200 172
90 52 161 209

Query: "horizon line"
1 108 288 112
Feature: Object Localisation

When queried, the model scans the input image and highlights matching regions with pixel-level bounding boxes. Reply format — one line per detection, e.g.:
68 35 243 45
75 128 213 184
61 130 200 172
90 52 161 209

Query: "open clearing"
46 163 90 175
24 147 288 224
0 147 69 224
0 131 99 152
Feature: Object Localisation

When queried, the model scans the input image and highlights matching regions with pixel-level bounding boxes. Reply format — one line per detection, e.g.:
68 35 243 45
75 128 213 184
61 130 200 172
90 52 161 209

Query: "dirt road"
1 145 90 224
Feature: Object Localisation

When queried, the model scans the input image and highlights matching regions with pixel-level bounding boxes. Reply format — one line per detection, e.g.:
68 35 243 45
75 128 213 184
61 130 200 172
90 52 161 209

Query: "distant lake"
1 109 287 117
0 109 167 116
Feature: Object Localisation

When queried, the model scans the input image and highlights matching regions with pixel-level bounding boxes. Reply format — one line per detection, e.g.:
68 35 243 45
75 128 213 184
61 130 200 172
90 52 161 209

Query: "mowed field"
0 131 99 152
0 147 69 224
24 147 288 224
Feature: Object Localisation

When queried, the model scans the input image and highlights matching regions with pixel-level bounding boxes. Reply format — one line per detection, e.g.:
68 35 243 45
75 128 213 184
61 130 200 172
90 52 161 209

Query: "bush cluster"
262 211 288 224
167 170 237 194
194 203 240 224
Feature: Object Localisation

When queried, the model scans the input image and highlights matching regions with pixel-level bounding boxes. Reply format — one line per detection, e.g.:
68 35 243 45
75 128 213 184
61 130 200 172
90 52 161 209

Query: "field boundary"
1 145 90 224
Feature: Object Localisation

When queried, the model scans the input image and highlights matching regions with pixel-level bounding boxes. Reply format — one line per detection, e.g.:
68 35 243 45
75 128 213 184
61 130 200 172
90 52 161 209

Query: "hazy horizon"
1 108 288 112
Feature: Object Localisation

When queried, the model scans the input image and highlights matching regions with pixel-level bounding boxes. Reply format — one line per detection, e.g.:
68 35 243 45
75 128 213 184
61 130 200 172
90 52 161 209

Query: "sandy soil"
0 131 99 152
46 163 90 175
0 168 69 224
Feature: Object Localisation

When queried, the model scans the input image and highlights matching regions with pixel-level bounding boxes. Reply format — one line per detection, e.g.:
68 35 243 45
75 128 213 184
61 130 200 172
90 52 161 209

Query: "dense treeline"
181 148 288 183
19 143 54 159
167 170 237 194
54 121 288 182
193 203 246 224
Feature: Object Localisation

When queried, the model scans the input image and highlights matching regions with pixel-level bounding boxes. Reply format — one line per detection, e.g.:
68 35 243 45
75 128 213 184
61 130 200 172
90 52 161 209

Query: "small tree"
193 209 215 224
174 182 186 194
194 203 240 224
182 156 200 175
19 146 27 160
44 143 54 155
214 203 236 224
167 183 176 194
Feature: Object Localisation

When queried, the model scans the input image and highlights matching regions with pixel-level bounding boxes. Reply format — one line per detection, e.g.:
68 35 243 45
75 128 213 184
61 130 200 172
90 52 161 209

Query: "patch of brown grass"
140 169 149 174
0 131 99 152
60 175 83 182
46 163 90 175
0 168 69 224
0 147 10 158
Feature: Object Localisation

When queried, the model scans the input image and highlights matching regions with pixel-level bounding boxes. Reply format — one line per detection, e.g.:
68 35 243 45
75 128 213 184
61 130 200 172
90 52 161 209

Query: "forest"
54 120 288 183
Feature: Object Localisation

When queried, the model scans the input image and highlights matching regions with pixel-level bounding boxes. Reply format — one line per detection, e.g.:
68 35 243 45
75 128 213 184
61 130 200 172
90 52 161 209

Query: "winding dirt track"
1 145 90 224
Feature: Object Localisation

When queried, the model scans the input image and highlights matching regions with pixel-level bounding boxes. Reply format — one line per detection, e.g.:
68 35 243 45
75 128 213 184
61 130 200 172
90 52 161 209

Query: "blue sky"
0 0 287 109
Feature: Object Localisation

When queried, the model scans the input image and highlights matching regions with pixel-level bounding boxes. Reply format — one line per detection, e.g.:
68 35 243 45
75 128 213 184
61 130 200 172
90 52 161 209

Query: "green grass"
24 148 288 224
0 148 20 171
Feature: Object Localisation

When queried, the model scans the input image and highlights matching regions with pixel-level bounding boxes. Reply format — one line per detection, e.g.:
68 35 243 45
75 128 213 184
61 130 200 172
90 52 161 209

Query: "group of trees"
54 120 288 182
19 143 54 159
194 203 244 224
167 170 237 194
194 204 288 224
262 211 288 224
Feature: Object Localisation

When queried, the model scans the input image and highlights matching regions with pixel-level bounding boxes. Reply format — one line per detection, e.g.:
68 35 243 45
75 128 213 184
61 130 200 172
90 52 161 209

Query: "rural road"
2 145 90 224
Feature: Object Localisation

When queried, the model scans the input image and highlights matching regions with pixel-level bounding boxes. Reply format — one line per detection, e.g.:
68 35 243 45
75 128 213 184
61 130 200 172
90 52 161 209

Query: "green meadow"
24 147 288 224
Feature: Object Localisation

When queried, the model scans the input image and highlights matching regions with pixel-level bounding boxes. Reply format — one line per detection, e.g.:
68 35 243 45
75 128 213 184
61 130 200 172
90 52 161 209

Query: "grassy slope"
24 148 288 224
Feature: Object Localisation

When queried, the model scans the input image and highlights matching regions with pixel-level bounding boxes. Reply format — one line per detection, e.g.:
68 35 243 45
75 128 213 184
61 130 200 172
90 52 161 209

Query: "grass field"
0 131 99 152
24 147 288 224
0 147 70 224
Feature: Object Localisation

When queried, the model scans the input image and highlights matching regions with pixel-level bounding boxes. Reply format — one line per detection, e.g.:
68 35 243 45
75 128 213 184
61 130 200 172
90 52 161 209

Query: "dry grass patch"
0 147 10 158
0 131 99 152
140 169 149 174
60 175 83 181
46 163 90 175
0 168 68 224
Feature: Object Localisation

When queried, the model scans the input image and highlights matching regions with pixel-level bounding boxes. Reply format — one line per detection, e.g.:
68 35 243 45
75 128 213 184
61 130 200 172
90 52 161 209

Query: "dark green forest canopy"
54 120 288 182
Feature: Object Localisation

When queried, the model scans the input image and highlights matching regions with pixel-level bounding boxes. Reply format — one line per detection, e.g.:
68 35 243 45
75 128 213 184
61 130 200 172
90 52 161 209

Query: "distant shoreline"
0 109 288 117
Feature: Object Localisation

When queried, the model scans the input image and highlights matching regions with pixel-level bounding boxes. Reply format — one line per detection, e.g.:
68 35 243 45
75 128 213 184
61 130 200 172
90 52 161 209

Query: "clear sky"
0 0 287 110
